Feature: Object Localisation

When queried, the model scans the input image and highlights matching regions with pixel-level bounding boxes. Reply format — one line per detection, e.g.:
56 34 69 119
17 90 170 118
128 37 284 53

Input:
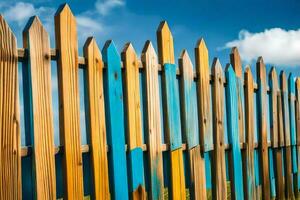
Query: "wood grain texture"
244 66 256 200
230 47 245 143
83 37 110 200
269 67 281 147
0 15 21 200
225 64 244 200
211 59 227 200
280 71 295 199
274 94 285 200
54 5 83 199
23 16 56 200
195 38 213 152
121 43 146 199
102 40 129 200
179 50 206 200
157 21 186 199
256 57 270 200
141 41 164 200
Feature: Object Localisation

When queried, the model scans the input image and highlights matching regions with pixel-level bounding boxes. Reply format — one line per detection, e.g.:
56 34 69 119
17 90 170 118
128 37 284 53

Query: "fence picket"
280 71 295 199
102 40 129 200
83 37 110 200
269 67 285 199
0 15 21 200
179 50 206 200
225 64 244 200
141 41 164 200
157 21 186 199
244 66 256 200
23 16 56 200
296 78 300 194
256 57 271 200
195 39 213 152
211 58 227 200
122 43 146 199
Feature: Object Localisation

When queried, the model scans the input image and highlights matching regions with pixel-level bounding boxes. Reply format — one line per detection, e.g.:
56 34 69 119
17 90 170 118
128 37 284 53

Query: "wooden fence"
0 3 300 200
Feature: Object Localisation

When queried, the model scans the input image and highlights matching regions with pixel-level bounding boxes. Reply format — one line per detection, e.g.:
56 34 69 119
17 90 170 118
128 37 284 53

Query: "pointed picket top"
102 40 120 62
225 63 235 75
288 73 295 93
195 38 209 73
230 47 242 78
55 3 73 17
280 71 288 91
297 78 300 92
121 42 139 70
83 37 102 66
156 21 175 65
269 67 279 86
179 49 193 72
0 15 17 51
212 58 221 69
23 16 44 33
141 40 158 68
245 65 253 81
256 56 267 80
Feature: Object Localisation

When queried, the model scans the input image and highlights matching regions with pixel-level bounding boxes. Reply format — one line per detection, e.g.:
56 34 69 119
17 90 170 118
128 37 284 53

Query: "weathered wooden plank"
0 15 21 200
121 43 146 199
157 21 186 199
211 58 227 200
269 67 281 147
195 38 213 152
102 40 129 200
296 78 300 193
179 50 206 200
296 78 300 146
23 16 56 200
244 66 256 200
141 41 164 200
225 64 244 200
230 47 245 143
83 37 110 200
54 5 84 199
256 57 271 200
275 94 286 199
288 74 298 176
280 71 294 199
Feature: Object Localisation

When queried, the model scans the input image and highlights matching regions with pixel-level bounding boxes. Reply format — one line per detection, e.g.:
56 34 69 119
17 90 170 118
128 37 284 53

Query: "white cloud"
95 0 125 15
223 28 300 66
77 16 104 33
3 2 35 24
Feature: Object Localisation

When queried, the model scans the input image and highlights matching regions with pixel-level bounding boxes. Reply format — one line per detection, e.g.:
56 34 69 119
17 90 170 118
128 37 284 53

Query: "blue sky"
1 0 300 144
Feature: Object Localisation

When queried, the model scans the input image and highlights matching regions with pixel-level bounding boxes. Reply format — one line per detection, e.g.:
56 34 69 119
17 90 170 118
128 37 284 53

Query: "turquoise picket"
102 40 129 200
288 74 298 174
225 64 244 200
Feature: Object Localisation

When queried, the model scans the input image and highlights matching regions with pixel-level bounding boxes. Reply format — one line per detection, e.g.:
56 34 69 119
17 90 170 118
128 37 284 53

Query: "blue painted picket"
225 65 244 200
102 40 129 200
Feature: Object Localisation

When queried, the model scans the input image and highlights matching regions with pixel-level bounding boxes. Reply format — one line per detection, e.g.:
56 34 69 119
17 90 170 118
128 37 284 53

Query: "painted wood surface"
296 78 300 192
121 43 146 199
54 4 84 199
0 15 21 200
211 58 227 200
179 50 206 200
281 71 295 199
83 37 110 200
141 41 164 200
288 74 298 177
244 66 256 200
23 16 56 200
225 64 244 200
157 21 186 199
256 57 270 200
102 40 129 200
230 47 245 143
195 38 213 152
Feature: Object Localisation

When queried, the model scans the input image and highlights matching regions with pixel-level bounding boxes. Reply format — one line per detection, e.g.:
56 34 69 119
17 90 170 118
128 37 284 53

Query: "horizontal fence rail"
1 3 300 200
